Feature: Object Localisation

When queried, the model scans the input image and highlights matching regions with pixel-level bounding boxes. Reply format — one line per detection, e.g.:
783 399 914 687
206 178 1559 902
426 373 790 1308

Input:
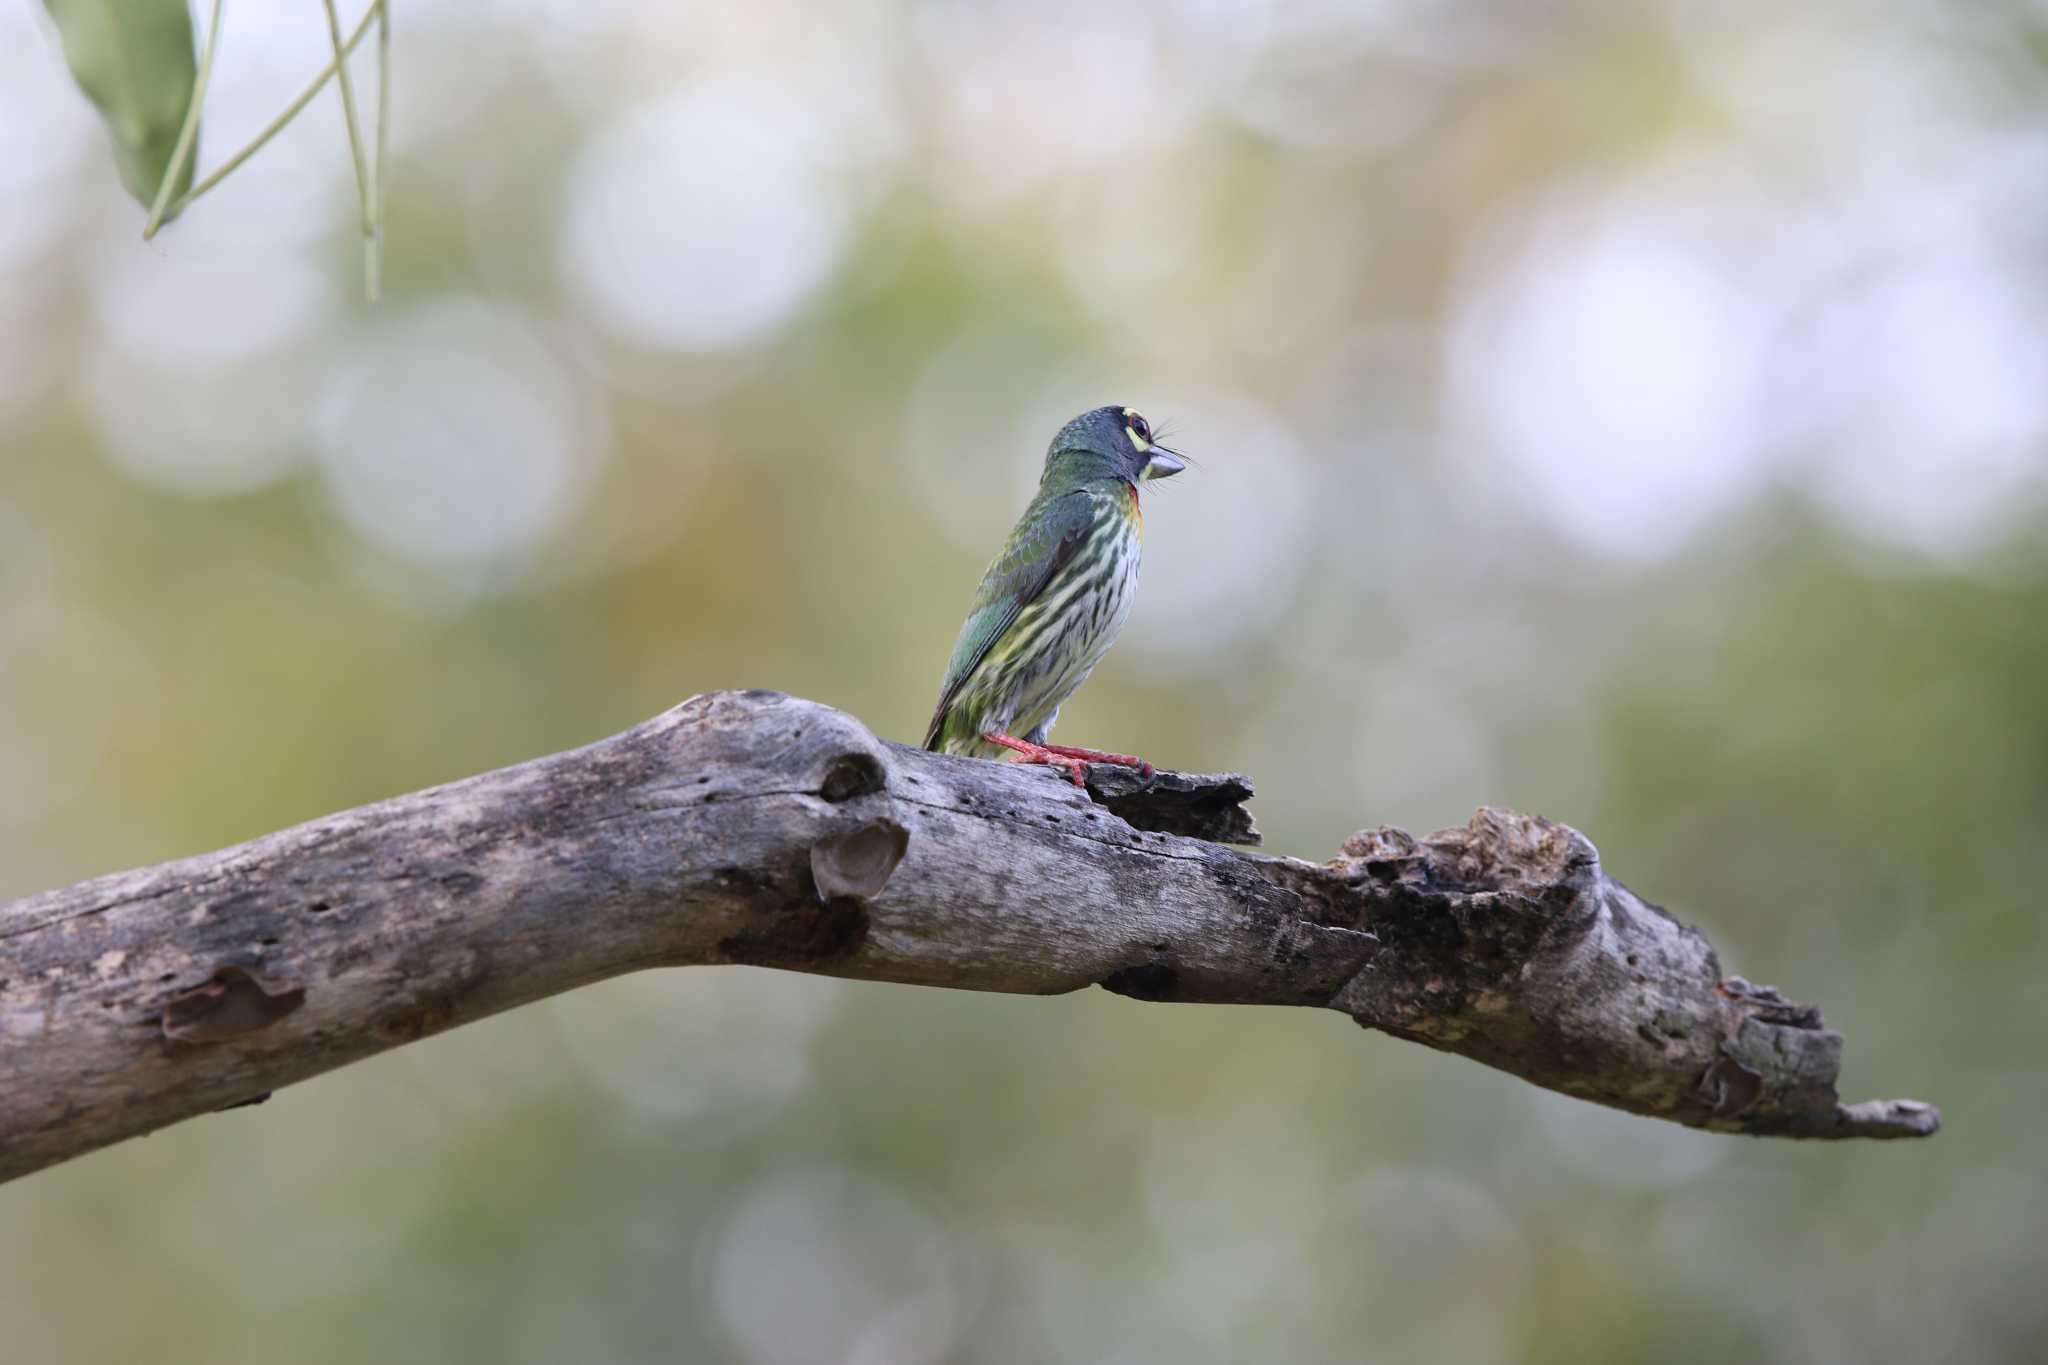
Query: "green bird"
923 405 1186 786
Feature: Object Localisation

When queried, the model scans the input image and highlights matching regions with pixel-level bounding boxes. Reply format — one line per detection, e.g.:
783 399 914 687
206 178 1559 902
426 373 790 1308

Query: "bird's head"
1042 405 1186 489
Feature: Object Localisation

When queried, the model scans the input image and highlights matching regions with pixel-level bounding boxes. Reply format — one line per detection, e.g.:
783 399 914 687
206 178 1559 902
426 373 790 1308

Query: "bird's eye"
1125 412 1152 446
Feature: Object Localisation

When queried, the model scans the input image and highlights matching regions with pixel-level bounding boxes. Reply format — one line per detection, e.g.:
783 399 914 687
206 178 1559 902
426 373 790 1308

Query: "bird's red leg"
981 731 1089 787
1034 744 1153 780
980 733 1155 785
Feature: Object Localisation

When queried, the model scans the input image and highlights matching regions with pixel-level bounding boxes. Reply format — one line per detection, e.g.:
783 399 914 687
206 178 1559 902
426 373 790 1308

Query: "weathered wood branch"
0 689 1937 1184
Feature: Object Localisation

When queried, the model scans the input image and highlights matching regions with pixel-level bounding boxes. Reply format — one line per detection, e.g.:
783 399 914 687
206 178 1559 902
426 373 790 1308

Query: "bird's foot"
1037 743 1154 780
980 733 1152 787
982 732 1088 786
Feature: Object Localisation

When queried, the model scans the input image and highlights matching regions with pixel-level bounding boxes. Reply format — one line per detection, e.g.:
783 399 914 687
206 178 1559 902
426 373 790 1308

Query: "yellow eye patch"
1122 407 1152 451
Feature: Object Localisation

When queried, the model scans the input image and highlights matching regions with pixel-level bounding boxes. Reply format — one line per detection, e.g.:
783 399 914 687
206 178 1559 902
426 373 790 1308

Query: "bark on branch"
0 690 1938 1184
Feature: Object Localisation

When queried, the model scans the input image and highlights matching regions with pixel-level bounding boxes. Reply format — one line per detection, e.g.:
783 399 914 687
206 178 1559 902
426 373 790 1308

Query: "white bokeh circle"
706 1167 970 1365
557 82 855 354
313 296 604 567
1444 170 1780 563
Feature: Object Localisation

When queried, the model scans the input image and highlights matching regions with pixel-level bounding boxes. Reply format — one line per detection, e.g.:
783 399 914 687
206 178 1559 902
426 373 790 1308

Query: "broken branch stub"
1315 809 1937 1140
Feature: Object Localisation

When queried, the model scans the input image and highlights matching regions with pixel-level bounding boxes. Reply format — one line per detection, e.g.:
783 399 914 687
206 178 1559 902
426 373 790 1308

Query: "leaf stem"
143 0 226 240
319 0 373 226
169 3 381 219
368 0 391 300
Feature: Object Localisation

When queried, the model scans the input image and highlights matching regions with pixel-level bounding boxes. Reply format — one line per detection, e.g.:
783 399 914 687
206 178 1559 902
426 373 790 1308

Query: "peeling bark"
0 690 1937 1185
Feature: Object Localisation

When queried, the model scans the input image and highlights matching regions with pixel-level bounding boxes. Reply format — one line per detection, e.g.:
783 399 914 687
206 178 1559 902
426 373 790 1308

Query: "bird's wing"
924 489 1097 749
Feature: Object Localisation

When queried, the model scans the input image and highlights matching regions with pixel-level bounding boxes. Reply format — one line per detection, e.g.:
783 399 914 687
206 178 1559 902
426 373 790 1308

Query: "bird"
923 405 1185 786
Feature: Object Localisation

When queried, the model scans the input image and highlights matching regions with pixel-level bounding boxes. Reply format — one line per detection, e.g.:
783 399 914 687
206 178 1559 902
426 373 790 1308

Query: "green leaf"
41 0 200 210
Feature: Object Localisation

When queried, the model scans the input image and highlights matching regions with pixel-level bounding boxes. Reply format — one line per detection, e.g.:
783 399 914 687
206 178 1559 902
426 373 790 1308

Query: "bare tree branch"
0 689 1938 1184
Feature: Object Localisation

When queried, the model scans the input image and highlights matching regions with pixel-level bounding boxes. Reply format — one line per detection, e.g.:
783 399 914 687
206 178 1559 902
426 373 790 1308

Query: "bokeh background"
3 0 2044 1360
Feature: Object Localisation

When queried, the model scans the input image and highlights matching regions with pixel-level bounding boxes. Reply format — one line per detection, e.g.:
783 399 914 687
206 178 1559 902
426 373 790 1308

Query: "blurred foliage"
4 1 2046 1362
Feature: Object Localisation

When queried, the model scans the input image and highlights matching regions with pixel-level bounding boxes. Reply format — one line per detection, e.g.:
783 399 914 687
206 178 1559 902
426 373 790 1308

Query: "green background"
2 2 2042 1361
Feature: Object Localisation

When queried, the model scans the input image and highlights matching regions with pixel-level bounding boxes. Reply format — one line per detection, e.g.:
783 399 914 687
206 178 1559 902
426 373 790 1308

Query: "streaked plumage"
924 406 1184 782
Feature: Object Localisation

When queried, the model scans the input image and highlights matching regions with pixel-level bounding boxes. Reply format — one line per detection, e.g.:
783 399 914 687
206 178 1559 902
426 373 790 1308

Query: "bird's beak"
1142 447 1186 481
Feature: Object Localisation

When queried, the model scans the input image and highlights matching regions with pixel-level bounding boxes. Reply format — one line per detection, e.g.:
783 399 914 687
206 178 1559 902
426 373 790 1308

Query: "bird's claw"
1039 743 1153 780
981 733 1154 787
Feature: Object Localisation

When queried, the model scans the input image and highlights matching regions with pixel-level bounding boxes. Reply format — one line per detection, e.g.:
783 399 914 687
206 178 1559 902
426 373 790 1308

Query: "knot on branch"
659 692 917 973
1337 806 1600 897
656 690 899 806
1325 808 1600 1033
811 821 910 901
